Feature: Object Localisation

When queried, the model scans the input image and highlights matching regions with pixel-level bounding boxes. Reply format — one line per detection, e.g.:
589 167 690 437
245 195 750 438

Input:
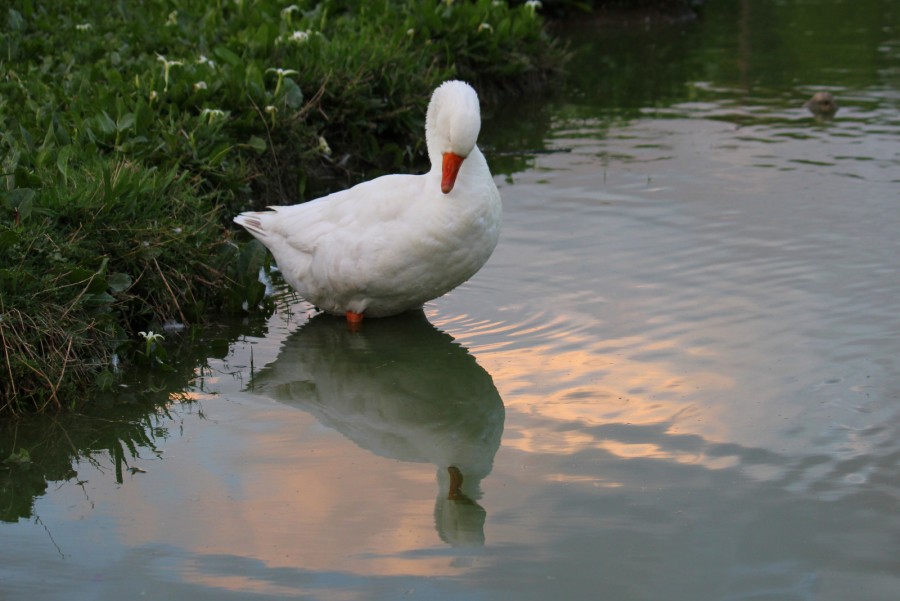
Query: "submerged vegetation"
1 0 563 416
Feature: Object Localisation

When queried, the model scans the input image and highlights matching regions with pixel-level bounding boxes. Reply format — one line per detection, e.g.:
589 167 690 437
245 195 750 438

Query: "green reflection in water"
0 317 270 523
483 0 899 175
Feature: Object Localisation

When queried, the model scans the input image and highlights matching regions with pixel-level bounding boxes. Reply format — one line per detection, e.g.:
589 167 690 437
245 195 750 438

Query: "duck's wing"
238 174 426 247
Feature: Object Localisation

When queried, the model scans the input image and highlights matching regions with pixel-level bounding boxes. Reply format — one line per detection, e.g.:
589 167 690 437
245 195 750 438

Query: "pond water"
3 1 900 599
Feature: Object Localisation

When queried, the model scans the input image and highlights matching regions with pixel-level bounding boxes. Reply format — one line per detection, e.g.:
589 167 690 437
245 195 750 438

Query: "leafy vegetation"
0 315 253 521
0 0 563 416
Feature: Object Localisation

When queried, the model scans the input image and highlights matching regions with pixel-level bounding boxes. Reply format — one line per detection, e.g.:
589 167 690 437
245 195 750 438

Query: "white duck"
234 80 502 325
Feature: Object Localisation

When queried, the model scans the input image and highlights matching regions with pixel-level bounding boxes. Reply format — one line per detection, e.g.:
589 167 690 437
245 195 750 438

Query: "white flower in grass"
281 5 301 22
267 67 299 96
138 330 165 357
524 0 543 14
149 90 158 102
406 28 415 37
267 67 299 77
139 331 165 344
289 30 310 44
197 54 216 68
156 54 183 91
478 22 493 33
200 108 228 124
76 23 92 32
193 81 208 91
318 136 332 156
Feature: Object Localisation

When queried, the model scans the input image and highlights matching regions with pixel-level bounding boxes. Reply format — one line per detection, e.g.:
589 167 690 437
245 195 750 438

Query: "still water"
3 1 900 599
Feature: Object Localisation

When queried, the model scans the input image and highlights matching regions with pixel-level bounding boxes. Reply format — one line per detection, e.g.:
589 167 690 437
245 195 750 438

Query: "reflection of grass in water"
0 314 270 523
1 403 168 523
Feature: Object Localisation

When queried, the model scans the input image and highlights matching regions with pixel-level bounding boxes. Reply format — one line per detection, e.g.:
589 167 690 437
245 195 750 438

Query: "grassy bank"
1 0 563 416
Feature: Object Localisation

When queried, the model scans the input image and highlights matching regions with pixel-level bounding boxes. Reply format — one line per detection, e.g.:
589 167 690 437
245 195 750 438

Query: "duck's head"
804 91 839 118
425 80 482 194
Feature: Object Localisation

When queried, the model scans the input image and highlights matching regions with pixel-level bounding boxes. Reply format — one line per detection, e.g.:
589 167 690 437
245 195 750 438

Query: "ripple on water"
441 94 900 500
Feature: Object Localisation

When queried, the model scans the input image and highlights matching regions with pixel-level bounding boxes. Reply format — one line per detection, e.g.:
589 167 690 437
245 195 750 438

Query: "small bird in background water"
234 80 502 327
804 91 839 118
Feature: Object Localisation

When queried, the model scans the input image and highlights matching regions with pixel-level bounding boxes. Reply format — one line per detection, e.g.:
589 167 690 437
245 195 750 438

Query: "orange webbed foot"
345 310 364 331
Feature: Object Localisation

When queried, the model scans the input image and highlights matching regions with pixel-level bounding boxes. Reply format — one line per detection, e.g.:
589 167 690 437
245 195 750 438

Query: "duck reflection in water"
248 310 504 547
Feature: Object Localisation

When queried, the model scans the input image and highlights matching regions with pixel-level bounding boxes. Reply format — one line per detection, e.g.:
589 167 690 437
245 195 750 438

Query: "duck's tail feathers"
234 212 268 239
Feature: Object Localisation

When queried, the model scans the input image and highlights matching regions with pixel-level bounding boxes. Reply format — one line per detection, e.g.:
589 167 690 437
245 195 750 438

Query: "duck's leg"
448 466 466 501
345 310 364 330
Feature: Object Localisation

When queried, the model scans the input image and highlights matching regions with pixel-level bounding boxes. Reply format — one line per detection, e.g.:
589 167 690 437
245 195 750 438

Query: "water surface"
3 1 900 599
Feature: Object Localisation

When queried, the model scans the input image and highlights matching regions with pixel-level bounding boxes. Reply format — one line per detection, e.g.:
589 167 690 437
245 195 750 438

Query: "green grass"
0 0 563 416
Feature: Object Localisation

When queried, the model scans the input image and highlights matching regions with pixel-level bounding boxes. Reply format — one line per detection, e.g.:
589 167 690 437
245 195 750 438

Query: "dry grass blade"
0 305 110 415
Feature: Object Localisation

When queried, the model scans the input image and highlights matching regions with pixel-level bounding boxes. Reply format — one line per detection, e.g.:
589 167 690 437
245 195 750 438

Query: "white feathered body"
234 80 501 318
236 148 500 317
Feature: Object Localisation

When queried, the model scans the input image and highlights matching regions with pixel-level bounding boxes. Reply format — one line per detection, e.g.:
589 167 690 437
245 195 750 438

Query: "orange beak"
441 152 465 194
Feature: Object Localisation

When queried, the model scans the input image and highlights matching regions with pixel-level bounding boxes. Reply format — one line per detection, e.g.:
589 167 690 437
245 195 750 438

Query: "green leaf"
253 23 274 49
117 113 135 132
65 260 109 294
84 291 116 305
56 146 72 184
207 143 232 167
95 369 115 390
42 119 57 150
107 272 133 292
95 112 116 136
247 135 266 154
235 239 270 278
283 78 304 109
65 267 94 285
213 45 242 67
7 9 26 32
244 280 267 306
64 267 106 294
7 188 34 221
